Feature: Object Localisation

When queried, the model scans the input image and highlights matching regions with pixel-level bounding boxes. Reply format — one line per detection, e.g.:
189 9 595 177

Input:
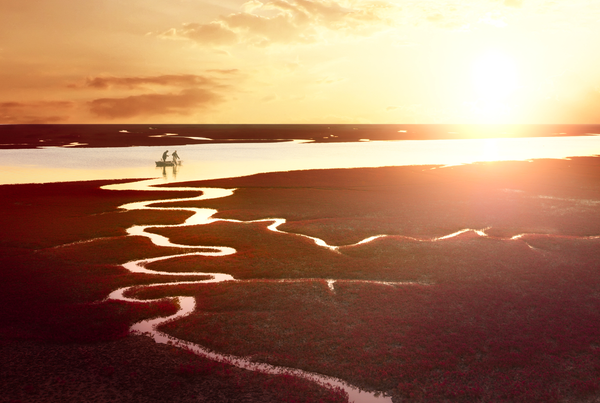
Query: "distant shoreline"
1 123 599 149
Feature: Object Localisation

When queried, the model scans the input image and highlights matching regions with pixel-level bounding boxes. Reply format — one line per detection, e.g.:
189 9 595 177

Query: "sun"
470 50 520 122
472 51 519 100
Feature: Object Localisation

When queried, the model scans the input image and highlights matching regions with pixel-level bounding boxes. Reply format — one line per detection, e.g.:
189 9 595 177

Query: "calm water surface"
1 136 599 185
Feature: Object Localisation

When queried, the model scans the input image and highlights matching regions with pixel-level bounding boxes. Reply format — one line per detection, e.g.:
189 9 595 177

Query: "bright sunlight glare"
470 51 520 123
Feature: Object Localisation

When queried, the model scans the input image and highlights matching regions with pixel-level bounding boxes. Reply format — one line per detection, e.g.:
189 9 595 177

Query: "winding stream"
99 177 599 403
103 178 407 402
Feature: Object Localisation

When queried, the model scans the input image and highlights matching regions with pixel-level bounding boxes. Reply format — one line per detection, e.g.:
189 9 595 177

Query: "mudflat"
2 124 598 149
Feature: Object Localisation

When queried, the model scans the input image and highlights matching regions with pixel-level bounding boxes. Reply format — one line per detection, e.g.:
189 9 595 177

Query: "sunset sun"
470 51 520 122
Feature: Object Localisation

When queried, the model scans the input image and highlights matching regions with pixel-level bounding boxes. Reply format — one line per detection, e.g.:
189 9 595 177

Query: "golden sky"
1 0 599 124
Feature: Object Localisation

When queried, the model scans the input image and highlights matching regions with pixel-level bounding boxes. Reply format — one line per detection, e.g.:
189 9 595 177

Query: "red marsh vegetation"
1 179 345 402
157 158 600 244
0 179 202 342
3 157 600 402
144 157 600 401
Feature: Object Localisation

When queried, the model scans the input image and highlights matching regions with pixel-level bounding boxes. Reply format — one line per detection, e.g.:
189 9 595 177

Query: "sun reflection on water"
0 136 599 185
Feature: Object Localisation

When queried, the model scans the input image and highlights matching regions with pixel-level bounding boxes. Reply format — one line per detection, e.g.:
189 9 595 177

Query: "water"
1 135 600 185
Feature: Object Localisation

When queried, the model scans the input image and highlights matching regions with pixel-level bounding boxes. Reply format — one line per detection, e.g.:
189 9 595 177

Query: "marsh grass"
147 158 600 401
3 159 600 402
0 179 350 402
157 159 600 244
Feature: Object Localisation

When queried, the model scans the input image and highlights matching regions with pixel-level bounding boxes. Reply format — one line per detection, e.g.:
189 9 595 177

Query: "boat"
155 160 182 167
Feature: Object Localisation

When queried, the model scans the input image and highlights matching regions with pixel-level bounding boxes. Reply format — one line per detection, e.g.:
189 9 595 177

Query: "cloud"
261 94 278 102
409 1 534 30
478 12 508 27
88 88 223 119
316 76 345 85
160 0 541 48
0 101 73 124
82 74 228 90
79 71 241 120
207 69 241 75
0 114 67 124
160 22 238 46
426 13 444 23
0 101 74 108
159 0 395 47
503 0 523 8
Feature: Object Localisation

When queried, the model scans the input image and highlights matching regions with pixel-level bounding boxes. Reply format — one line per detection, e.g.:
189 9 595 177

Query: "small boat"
155 160 182 167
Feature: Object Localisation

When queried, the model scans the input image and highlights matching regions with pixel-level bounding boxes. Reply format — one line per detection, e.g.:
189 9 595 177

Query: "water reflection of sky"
1 136 599 185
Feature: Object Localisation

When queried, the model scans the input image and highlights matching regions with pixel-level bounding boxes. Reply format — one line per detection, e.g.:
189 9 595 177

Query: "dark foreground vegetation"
2 156 600 402
152 157 600 402
0 179 346 402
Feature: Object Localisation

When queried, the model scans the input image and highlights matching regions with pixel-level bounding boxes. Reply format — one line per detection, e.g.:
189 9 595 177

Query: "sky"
1 0 600 124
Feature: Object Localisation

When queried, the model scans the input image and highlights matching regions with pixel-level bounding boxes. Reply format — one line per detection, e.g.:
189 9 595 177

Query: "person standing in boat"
172 150 180 165
162 150 169 162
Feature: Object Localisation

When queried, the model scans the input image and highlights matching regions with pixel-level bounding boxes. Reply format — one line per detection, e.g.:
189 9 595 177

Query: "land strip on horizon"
2 124 600 149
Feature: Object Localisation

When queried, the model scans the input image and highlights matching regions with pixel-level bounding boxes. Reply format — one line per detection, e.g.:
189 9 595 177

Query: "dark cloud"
0 101 73 124
88 88 223 119
83 74 228 90
81 71 239 120
0 114 68 124
0 101 74 108
206 69 241 75
0 102 22 108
